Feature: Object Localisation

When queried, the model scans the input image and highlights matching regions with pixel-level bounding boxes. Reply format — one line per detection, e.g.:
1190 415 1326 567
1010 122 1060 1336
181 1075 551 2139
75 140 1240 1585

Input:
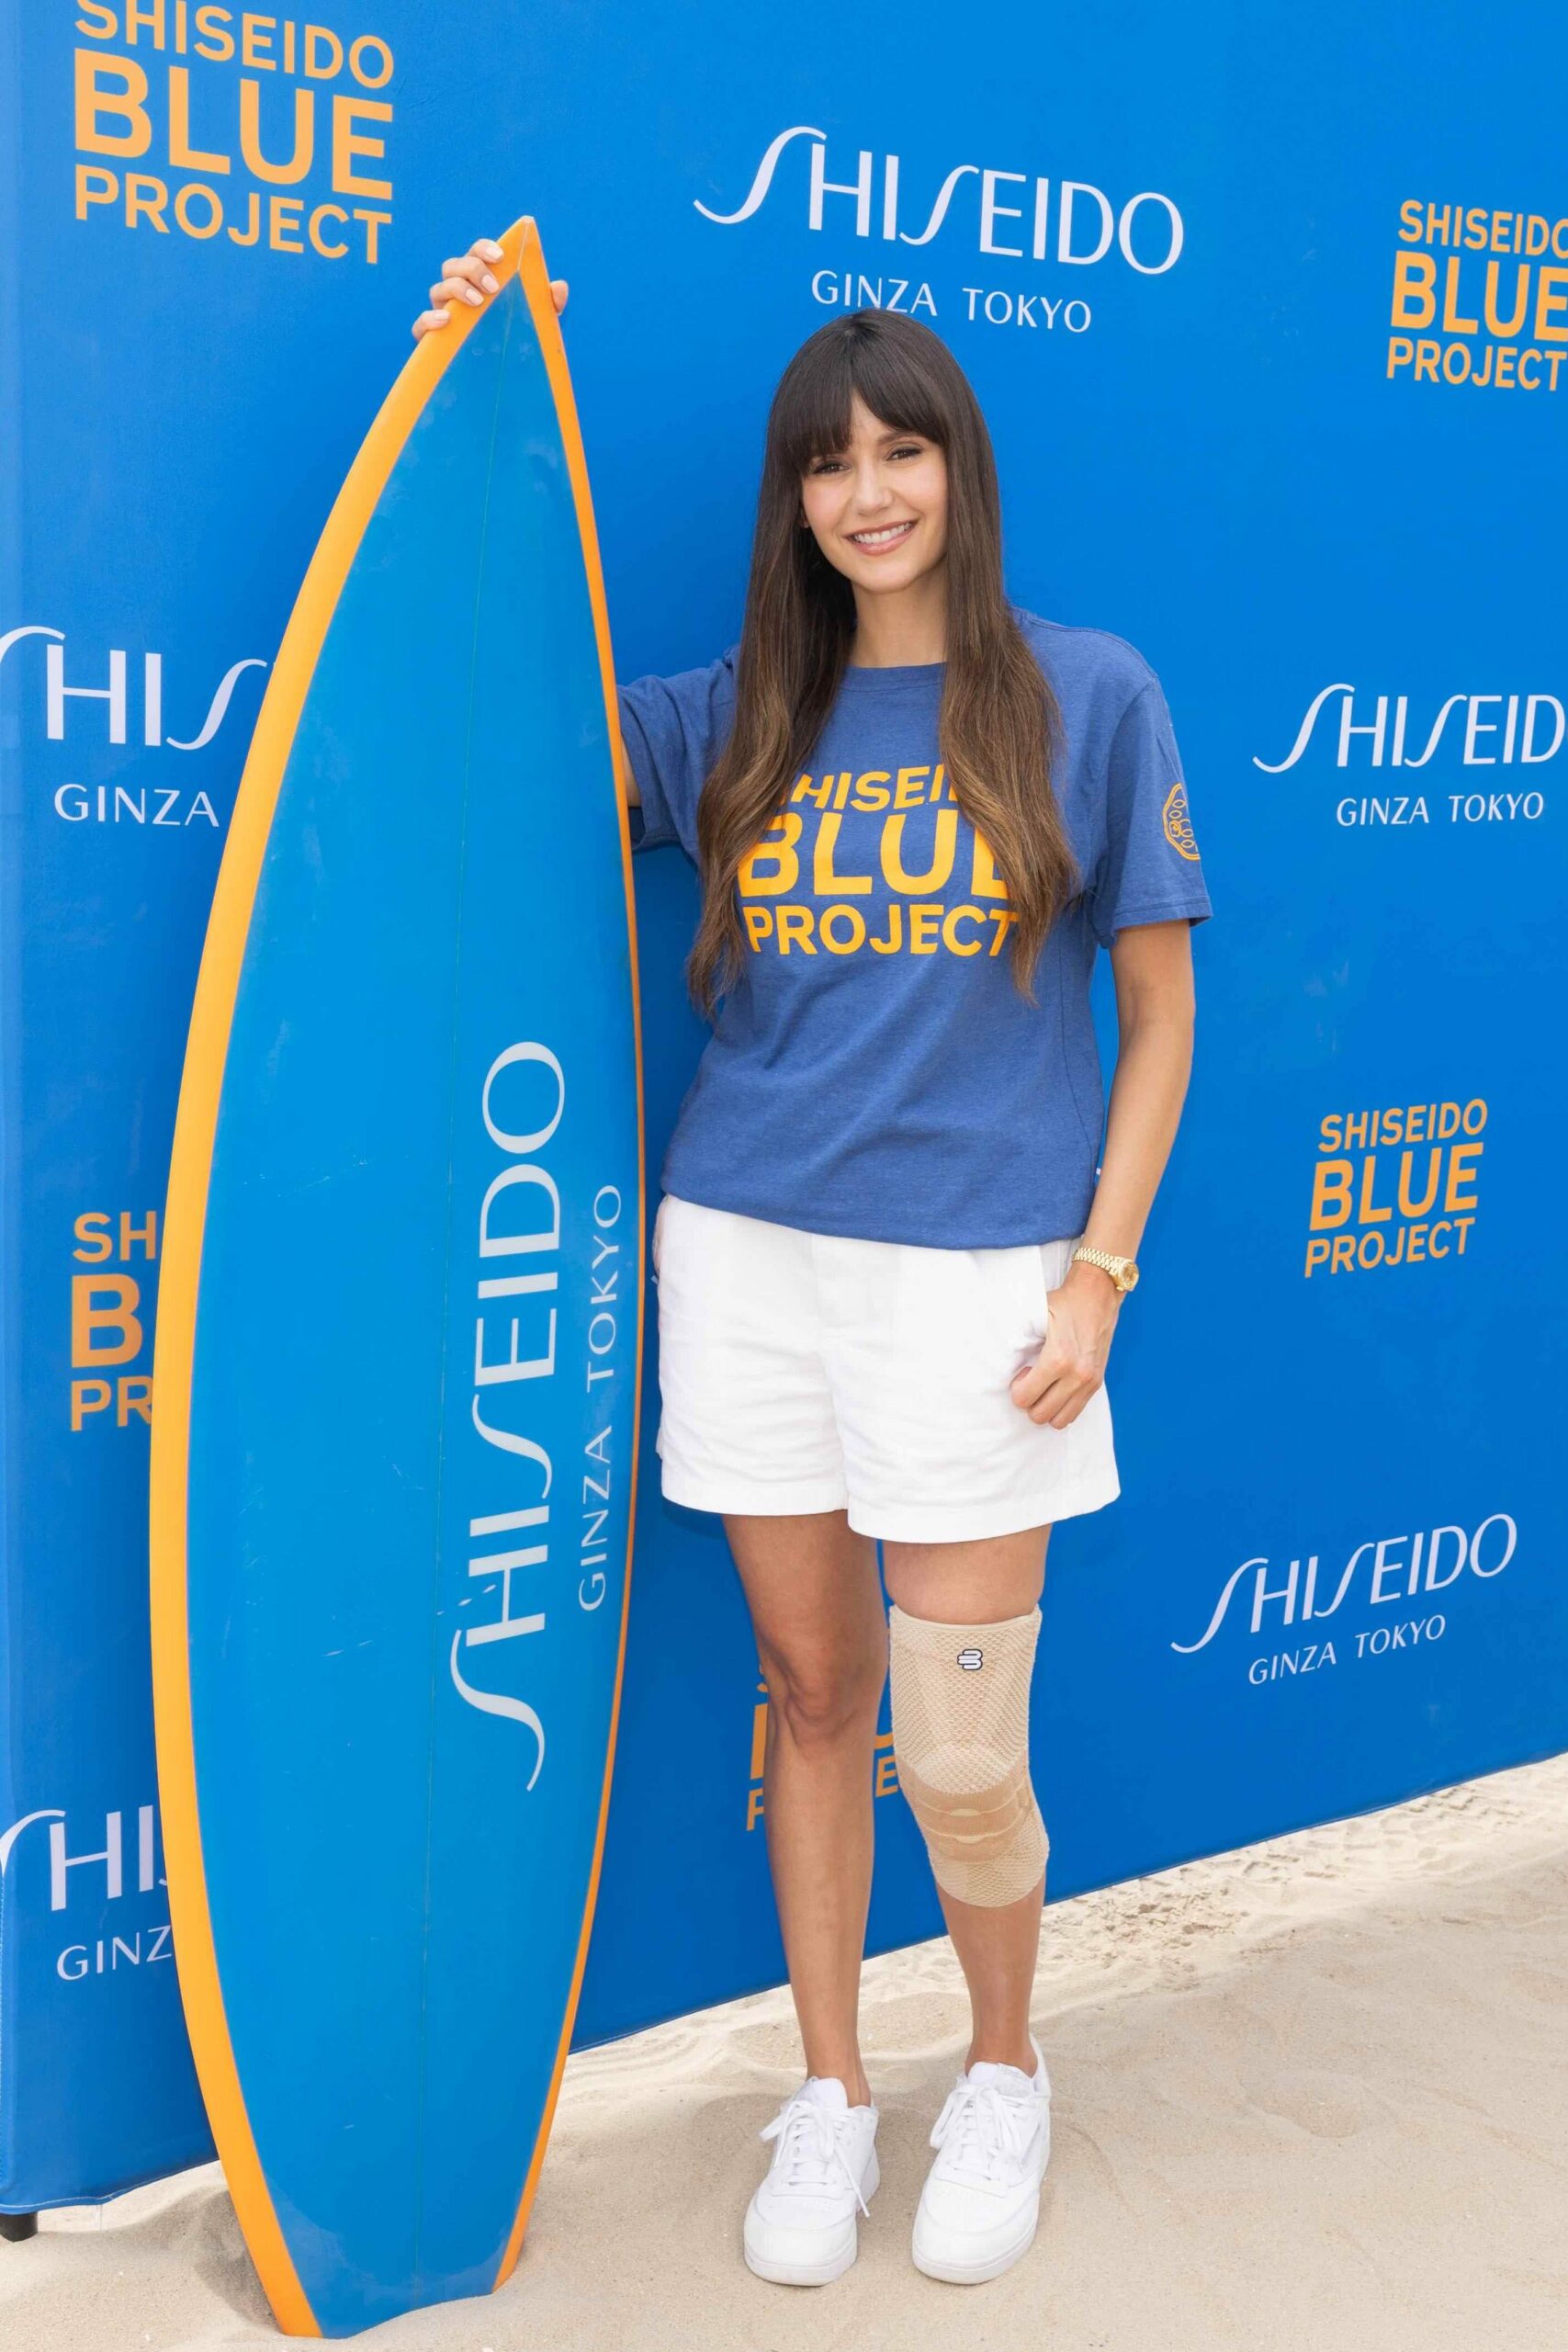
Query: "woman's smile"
846 518 918 552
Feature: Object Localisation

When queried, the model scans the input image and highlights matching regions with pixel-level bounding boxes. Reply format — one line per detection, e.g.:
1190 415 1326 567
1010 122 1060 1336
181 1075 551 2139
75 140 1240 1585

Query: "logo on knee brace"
956 1647 984 1670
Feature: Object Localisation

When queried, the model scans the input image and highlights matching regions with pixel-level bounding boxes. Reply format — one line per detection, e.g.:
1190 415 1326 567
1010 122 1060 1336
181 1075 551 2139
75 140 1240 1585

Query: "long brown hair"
687 306 1078 1018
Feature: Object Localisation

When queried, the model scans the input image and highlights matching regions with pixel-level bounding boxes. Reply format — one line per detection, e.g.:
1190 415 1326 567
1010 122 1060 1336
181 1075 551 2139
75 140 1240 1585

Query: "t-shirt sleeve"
1087 677 1214 947
616 651 737 863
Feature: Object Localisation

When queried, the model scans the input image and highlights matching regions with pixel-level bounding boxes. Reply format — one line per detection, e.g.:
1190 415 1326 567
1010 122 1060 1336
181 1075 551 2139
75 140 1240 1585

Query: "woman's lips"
845 519 917 555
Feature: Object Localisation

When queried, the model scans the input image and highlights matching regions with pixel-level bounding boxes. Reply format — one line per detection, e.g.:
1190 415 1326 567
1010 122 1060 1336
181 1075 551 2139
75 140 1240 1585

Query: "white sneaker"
911 2039 1051 2284
743 2075 881 2286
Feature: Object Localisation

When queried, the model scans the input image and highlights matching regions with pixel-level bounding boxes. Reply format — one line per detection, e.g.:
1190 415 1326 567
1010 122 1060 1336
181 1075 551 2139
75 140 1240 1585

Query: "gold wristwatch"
1070 1245 1140 1295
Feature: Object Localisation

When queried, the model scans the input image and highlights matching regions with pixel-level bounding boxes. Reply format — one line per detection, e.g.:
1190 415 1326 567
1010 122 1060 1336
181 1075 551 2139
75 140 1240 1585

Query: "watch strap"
1071 1243 1138 1292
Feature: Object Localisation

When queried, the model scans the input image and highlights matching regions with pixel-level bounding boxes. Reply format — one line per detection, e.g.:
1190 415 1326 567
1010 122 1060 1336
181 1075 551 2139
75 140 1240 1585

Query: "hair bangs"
772 315 951 476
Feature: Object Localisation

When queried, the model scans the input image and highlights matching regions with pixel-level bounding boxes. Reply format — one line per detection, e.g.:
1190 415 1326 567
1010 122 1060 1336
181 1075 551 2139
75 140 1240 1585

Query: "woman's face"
798 390 948 598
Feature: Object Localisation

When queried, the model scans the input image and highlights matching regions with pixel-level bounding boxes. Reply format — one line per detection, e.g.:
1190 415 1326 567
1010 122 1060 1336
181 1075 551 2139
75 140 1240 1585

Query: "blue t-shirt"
617 607 1213 1248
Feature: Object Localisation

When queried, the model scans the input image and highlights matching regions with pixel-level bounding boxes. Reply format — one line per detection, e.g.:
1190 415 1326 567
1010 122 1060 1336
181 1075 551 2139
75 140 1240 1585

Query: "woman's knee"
886 1600 1047 1906
761 1642 886 1751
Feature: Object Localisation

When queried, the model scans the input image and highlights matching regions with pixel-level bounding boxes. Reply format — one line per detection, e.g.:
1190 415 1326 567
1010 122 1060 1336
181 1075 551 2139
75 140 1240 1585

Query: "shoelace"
929 2075 1042 2185
760 2093 872 2217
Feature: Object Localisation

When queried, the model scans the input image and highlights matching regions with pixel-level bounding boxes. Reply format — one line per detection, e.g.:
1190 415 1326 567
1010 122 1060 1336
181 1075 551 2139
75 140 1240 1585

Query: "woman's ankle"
965 2033 1037 2078
805 2058 873 2108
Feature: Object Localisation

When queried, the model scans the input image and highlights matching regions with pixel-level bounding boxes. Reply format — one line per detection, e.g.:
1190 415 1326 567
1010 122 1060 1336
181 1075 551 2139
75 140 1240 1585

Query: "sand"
6 1752 1565 2352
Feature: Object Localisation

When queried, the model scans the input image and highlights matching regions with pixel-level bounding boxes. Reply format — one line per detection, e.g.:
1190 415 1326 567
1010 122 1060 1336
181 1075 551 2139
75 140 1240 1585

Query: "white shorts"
651 1193 1120 1544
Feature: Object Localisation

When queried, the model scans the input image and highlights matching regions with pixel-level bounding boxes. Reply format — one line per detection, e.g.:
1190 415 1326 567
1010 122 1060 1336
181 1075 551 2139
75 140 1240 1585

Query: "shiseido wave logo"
694 126 1183 273
0 1800 162 1909
0 625 266 750
450 1042 632 1793
0 1800 174 1980
1255 685 1562 771
1173 1511 1515 1657
2 624 268 828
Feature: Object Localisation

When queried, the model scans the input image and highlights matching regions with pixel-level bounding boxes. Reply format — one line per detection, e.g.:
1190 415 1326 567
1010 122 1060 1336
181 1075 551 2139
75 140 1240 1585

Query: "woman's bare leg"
723 1509 887 2105
882 1524 1052 2075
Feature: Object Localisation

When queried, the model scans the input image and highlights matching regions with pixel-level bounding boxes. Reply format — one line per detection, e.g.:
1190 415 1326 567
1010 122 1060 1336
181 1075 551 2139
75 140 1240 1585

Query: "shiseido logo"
1173 1511 1515 1656
451 1043 567 1790
0 1803 175 1980
1255 686 1562 771
695 126 1183 274
0 1801 163 1911
451 1043 630 1791
2 625 267 827
0 625 266 750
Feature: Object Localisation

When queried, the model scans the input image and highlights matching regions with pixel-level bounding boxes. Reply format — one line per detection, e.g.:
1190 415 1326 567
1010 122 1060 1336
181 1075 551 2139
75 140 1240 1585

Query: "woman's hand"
412 236 569 338
1009 1263 1122 1430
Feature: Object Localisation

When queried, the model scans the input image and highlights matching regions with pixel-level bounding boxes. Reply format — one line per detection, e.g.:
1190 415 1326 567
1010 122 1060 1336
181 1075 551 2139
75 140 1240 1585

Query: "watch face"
1119 1262 1140 1291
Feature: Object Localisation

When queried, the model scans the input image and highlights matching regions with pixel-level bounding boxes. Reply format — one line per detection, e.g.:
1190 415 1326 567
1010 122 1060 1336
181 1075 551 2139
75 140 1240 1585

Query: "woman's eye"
808 445 922 473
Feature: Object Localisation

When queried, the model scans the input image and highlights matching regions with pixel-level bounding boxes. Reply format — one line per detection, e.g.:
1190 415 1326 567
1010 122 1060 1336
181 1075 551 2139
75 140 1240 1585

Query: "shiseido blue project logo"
1307 1098 1485 1280
1389 198 1568 396
72 8 397 267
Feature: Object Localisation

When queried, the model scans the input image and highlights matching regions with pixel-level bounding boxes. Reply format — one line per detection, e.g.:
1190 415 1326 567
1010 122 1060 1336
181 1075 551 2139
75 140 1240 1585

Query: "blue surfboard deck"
150 220 644 2337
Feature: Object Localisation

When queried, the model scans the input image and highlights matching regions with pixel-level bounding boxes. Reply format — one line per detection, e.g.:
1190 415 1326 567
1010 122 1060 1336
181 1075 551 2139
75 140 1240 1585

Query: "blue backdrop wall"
2 0 1564 2210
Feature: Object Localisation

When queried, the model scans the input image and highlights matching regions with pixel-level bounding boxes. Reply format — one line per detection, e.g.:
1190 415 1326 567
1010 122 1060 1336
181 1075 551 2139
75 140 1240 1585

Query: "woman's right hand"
412 237 569 338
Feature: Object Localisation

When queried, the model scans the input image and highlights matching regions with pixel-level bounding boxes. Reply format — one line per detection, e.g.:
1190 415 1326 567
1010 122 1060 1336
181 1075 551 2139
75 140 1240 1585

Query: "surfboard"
149 218 645 2337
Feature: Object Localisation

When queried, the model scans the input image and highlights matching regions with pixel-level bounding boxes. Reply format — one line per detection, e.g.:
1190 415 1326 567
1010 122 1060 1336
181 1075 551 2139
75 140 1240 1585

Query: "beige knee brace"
887 1603 1047 1907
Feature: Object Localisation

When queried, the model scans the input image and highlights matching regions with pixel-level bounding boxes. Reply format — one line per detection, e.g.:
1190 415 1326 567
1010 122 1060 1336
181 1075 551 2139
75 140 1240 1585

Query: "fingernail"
464 287 482 304
481 273 499 294
480 241 503 259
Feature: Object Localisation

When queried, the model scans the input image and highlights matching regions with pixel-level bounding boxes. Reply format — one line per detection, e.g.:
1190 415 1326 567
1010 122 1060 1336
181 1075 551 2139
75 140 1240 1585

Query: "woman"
414 240 1212 2289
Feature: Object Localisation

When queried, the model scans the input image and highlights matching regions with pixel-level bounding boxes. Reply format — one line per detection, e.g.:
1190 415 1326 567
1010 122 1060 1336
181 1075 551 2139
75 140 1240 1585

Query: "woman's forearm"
1013 965 1195 1418
1065 921 1199 1306
1079 1003 1194 1264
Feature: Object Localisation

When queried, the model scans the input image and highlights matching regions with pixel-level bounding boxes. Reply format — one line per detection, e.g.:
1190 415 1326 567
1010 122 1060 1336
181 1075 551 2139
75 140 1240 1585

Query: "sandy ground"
6 1752 1565 2352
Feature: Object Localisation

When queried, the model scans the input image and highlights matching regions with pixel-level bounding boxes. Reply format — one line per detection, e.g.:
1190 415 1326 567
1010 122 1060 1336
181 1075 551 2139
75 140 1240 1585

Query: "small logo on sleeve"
1162 781 1201 861
956 1646 984 1671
